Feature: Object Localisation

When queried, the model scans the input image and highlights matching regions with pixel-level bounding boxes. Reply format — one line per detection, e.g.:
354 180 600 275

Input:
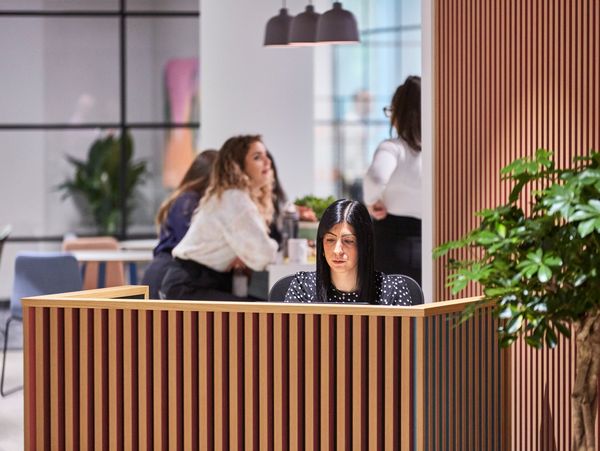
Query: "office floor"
0 307 24 451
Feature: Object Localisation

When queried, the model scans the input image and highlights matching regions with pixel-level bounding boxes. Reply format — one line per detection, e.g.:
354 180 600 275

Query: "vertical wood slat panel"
384 316 395 451
320 315 331 451
79 309 92 450
304 315 315 451
35 308 49 451
138 311 151 450
198 312 210 451
228 313 239 450
183 311 198 451
213 312 224 451
244 313 254 449
259 313 270 451
368 316 379 451
352 315 363 450
400 317 411 451
94 309 105 451
168 310 180 451
153 310 165 451
289 314 299 451
108 309 119 451
273 314 282 451
49 308 64 451
64 308 75 451
23 307 35 451
123 310 135 451
336 315 347 451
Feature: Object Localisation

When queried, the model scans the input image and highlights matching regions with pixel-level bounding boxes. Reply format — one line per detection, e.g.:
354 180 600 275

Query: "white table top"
118 239 158 251
71 249 153 263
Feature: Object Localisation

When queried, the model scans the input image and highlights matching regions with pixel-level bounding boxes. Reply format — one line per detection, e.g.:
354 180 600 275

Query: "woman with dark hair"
284 199 413 305
160 135 278 300
142 149 218 299
363 75 422 285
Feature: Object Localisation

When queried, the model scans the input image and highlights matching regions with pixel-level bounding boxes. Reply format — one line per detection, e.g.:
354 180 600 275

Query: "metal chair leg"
1 316 23 397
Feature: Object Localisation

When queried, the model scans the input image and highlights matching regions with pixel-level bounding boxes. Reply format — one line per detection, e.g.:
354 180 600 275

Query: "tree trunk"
571 309 600 451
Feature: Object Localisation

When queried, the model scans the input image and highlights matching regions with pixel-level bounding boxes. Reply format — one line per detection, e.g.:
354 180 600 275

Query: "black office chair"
394 274 424 305
268 273 424 305
267 274 295 302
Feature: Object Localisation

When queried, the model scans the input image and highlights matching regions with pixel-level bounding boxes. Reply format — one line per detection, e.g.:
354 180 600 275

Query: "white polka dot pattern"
283 271 414 306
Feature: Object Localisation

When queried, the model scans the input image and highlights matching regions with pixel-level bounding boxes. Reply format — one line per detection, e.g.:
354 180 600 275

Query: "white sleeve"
220 191 279 271
362 141 400 205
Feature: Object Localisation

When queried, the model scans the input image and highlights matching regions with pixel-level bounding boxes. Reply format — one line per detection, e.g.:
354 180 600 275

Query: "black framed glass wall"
0 0 199 241
313 0 421 200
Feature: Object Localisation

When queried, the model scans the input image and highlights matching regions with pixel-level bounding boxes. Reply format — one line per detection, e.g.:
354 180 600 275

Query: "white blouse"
172 189 278 272
363 138 422 219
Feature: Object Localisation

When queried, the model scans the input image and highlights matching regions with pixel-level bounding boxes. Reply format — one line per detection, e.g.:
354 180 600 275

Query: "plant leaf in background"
58 132 147 235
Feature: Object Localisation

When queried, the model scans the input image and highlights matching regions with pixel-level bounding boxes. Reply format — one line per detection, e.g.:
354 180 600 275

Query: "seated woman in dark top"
284 199 414 305
141 149 217 298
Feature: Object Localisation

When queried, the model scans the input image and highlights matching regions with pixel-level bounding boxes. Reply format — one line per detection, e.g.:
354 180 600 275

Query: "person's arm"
363 141 400 207
220 191 279 271
166 192 200 243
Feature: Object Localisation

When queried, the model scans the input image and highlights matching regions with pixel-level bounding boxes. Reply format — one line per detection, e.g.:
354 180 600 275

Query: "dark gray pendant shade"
288 4 321 46
264 8 294 46
316 2 360 44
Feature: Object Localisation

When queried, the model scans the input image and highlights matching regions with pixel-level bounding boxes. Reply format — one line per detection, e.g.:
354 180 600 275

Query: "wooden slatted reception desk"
21 285 590 450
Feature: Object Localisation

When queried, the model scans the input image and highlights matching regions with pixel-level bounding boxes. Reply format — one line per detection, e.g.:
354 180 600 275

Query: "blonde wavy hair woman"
160 135 279 300
203 135 274 224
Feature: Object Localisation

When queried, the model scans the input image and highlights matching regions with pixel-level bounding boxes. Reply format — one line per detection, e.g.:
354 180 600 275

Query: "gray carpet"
0 307 22 351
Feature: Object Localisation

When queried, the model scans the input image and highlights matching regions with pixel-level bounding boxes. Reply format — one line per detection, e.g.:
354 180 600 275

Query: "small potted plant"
58 132 147 235
294 194 336 240
434 149 600 450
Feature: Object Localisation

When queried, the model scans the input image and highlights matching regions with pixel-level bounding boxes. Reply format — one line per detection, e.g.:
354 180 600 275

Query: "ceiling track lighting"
264 0 295 47
263 0 359 48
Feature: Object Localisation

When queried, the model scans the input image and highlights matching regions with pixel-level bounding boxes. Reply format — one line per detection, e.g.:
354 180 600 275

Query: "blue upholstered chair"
1 252 83 396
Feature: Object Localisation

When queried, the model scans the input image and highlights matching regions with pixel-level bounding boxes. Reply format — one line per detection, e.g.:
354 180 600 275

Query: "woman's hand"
368 200 388 220
227 257 252 277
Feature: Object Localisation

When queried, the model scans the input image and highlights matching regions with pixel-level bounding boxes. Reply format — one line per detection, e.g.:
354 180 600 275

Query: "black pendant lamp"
316 2 360 44
264 1 294 47
288 2 321 46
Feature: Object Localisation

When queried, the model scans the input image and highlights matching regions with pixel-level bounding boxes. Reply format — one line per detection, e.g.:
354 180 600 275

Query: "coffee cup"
287 238 308 264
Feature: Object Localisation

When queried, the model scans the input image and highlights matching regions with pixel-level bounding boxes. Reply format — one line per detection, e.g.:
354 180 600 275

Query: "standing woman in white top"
160 135 279 300
363 76 422 285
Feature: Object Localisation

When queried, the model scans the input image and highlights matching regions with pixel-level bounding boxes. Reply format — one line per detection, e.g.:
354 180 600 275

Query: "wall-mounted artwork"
162 58 199 188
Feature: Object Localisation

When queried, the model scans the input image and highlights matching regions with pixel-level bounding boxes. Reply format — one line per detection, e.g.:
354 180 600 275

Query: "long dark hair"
316 199 376 303
266 150 287 216
390 75 421 151
156 149 218 226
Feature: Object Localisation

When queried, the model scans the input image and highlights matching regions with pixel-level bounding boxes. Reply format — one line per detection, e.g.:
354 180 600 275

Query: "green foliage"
58 133 147 234
434 149 600 349
294 195 337 220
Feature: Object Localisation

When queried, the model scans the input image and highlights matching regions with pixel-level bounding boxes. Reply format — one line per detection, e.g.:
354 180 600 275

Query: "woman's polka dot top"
283 271 414 306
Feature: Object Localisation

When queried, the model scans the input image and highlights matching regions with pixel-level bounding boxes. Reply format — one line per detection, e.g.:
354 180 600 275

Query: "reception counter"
21 286 592 450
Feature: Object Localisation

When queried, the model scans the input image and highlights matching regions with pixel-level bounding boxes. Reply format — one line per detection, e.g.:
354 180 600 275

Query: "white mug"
288 238 308 263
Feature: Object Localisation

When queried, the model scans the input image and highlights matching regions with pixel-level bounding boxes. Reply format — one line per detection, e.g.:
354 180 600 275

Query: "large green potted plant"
434 149 600 451
59 132 147 235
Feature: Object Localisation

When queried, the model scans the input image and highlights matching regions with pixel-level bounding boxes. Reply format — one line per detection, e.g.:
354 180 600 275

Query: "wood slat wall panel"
434 0 600 299
435 0 600 447
23 301 508 450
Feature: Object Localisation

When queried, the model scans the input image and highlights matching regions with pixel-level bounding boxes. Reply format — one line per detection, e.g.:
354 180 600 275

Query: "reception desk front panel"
23 287 507 450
